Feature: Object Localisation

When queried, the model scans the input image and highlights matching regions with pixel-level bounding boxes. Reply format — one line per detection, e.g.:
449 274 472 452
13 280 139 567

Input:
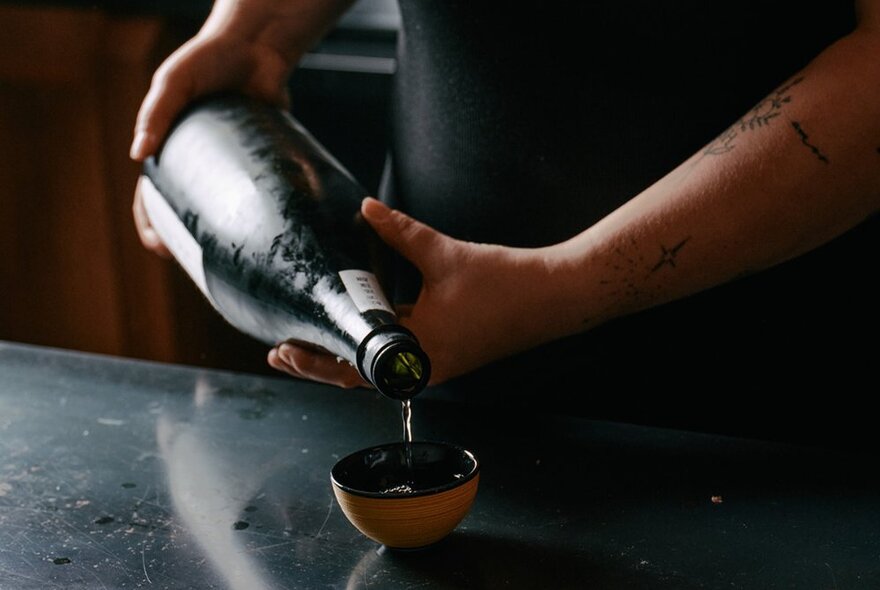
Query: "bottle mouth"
359 328 431 400
377 349 426 397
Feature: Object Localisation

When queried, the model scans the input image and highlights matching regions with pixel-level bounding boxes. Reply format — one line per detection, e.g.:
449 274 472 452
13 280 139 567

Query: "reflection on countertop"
1 340 880 589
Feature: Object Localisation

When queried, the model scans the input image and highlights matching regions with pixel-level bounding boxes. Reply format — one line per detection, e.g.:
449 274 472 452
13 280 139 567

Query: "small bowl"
331 441 480 549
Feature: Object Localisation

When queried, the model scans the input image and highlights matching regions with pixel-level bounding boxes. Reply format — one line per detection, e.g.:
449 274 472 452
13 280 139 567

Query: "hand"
130 32 293 257
130 33 291 161
268 198 563 389
132 177 172 258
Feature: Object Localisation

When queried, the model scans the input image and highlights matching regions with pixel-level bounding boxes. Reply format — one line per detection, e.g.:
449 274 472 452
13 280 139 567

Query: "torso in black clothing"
383 1 875 443
388 1 854 247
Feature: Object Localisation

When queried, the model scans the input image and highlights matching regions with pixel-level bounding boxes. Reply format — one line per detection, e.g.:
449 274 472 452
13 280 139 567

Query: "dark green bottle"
140 95 429 400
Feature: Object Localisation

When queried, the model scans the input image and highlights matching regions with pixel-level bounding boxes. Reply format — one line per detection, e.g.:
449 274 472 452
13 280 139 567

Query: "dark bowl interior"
331 441 479 499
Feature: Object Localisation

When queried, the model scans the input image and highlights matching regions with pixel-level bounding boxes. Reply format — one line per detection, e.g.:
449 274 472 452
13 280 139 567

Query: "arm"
547 2 880 340
271 2 880 388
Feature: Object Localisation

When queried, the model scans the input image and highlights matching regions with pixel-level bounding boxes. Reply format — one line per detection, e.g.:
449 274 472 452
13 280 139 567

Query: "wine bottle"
139 94 430 400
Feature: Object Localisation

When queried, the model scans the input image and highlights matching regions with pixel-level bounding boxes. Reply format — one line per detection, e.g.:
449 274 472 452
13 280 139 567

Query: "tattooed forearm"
649 236 692 273
703 76 805 156
596 236 691 324
595 236 693 319
791 121 829 164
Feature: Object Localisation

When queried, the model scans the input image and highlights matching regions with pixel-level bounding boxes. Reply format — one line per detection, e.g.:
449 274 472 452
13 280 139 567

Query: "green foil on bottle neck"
390 351 423 381
375 351 424 398
366 336 430 400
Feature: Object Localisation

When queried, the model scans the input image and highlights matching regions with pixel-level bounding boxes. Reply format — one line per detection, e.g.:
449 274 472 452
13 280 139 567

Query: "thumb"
361 198 452 279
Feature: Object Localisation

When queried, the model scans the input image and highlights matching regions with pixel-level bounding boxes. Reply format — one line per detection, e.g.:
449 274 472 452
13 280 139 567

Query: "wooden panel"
0 73 125 353
0 6 169 358
0 5 280 374
95 14 181 362
0 6 103 85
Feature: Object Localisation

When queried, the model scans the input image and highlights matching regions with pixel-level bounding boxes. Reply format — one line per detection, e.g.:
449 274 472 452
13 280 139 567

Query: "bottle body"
141 95 429 399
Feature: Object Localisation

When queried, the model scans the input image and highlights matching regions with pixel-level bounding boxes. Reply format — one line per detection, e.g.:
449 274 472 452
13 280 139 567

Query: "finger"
133 179 173 258
276 343 367 389
130 35 224 161
268 347 306 379
130 61 195 161
361 197 451 279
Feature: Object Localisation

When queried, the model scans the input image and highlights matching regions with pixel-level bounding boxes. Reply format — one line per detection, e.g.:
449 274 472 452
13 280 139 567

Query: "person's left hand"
268 197 565 390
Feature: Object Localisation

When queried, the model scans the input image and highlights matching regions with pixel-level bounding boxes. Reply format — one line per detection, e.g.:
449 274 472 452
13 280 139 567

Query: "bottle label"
139 175 213 302
339 270 394 314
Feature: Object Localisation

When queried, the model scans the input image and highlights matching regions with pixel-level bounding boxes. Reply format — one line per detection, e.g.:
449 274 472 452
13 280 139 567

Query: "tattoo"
791 121 829 164
603 245 646 300
704 76 805 156
600 236 690 307
649 237 692 273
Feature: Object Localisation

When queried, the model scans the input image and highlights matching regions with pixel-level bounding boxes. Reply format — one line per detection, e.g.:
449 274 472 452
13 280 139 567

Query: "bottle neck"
358 326 431 400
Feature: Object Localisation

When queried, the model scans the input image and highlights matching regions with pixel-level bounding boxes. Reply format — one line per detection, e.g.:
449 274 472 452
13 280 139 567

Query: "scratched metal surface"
1 340 879 589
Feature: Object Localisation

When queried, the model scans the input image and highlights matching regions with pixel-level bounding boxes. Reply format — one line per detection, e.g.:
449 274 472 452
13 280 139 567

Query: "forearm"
541 23 880 339
200 0 356 63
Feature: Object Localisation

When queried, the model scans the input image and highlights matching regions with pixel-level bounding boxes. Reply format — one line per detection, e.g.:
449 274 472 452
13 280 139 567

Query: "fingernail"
130 131 150 160
278 343 294 361
362 197 391 221
142 227 161 247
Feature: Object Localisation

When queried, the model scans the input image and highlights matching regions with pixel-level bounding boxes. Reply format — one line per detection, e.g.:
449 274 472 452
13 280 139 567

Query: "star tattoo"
650 236 692 273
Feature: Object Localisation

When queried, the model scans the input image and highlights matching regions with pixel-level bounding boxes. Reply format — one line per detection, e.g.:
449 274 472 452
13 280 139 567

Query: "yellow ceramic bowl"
331 441 480 549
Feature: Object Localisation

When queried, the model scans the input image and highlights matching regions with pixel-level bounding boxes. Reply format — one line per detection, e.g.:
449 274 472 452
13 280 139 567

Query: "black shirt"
384 1 874 442
388 1 855 246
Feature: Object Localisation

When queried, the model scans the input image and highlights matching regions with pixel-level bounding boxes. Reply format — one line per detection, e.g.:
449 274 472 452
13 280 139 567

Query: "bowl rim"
330 440 480 499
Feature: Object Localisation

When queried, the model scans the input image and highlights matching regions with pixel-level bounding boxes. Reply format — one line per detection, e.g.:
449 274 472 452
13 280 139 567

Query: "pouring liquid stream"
402 399 414 471
375 400 417 495
379 400 470 496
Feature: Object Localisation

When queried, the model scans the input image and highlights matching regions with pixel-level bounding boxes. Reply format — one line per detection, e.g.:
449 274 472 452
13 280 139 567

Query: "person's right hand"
130 32 294 257
129 34 292 162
